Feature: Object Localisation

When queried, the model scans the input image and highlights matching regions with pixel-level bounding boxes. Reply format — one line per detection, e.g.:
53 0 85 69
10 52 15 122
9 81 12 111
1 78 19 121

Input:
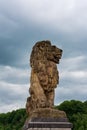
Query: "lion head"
30 40 63 68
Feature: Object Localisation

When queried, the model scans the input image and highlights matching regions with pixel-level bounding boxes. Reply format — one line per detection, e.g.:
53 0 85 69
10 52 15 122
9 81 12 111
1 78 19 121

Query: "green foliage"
0 100 87 130
0 108 27 130
55 100 87 130
56 100 84 115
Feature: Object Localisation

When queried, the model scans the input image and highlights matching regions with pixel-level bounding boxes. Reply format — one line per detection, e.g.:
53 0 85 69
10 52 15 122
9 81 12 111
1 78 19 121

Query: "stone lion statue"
26 40 62 114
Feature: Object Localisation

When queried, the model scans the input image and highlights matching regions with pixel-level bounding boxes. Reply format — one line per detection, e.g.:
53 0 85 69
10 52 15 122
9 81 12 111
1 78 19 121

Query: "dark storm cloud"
0 39 19 66
0 25 64 67
0 0 87 67
0 81 29 105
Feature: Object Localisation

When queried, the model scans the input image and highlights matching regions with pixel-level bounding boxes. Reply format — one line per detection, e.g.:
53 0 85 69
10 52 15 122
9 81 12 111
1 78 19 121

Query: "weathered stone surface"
29 108 66 119
26 40 63 116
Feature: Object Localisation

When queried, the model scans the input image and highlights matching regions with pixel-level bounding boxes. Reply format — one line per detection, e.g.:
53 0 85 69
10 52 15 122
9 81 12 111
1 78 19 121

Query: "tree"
55 100 87 130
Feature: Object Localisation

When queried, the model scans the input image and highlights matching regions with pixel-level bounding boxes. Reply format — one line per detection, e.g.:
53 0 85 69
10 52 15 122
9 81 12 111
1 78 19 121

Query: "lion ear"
39 45 44 51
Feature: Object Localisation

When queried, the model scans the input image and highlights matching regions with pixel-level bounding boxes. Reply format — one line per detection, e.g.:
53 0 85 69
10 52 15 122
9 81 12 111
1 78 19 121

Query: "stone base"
23 117 73 130
23 108 72 130
28 108 67 119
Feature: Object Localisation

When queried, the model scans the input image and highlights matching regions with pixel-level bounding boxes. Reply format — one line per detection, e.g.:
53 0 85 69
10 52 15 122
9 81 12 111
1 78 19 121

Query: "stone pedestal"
23 108 72 130
23 117 73 130
23 41 72 130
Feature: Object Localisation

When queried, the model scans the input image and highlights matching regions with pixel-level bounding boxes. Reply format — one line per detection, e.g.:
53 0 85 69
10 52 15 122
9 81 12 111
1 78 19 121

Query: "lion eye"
52 45 56 48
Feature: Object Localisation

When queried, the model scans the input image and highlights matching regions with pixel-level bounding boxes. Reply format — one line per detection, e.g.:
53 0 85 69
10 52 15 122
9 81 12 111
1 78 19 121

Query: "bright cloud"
0 66 29 113
0 65 30 84
60 55 87 78
0 81 29 113
55 55 87 104
55 83 87 105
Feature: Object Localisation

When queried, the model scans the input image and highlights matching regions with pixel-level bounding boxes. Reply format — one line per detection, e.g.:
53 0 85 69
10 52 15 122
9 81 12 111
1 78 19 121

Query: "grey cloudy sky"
0 0 87 113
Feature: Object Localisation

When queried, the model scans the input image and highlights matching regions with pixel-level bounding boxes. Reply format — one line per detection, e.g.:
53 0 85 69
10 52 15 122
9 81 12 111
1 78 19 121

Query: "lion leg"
45 90 55 108
29 70 47 108
26 97 33 115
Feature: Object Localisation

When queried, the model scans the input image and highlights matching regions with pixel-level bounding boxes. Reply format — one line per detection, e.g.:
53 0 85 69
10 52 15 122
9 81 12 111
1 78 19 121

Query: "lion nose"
60 49 63 52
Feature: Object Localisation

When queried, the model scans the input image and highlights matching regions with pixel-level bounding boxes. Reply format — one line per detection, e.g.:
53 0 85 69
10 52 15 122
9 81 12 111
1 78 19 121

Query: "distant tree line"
0 109 27 130
0 100 87 130
55 100 87 130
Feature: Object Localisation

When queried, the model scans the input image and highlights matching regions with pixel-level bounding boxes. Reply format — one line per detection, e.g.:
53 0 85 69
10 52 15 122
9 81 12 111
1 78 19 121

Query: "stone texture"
23 120 72 130
28 108 66 119
26 40 63 116
27 122 72 128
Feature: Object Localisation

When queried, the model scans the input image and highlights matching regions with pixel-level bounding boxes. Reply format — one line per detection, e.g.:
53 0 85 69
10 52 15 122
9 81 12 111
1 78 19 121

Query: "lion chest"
36 61 59 91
